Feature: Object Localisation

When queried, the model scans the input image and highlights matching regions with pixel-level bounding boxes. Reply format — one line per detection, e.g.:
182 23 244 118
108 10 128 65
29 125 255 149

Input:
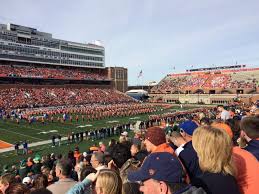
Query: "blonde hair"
192 126 236 176
96 169 122 194
0 173 16 185
119 136 127 143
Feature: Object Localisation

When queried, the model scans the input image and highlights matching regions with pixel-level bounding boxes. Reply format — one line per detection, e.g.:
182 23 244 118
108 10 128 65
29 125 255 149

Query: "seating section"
151 68 259 93
0 64 108 80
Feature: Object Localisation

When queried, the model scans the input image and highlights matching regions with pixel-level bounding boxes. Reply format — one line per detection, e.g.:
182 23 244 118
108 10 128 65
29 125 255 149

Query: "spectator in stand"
31 188 53 194
31 155 42 175
79 166 97 182
31 174 48 191
128 152 205 194
68 168 122 194
192 126 240 194
0 64 108 81
99 142 106 152
144 126 190 183
5 183 30 194
26 157 34 170
18 160 29 180
144 126 174 154
74 147 82 163
0 173 17 194
217 105 231 121
131 129 142 146
95 169 122 194
47 159 77 194
90 152 107 171
173 120 202 181
212 122 259 194
22 176 32 189
130 143 148 164
240 116 259 161
122 182 141 194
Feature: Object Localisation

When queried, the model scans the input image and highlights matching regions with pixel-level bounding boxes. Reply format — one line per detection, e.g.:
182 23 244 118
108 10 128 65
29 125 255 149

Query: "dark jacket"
134 150 148 163
192 172 240 194
31 163 42 174
175 185 206 194
18 166 29 179
178 141 202 181
244 139 259 161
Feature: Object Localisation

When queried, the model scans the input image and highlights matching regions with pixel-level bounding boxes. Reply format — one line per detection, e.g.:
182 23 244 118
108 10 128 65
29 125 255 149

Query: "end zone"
0 140 13 149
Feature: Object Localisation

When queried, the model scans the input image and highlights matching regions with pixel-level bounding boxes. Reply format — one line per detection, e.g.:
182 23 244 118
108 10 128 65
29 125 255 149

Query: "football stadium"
0 23 203 161
0 21 258 194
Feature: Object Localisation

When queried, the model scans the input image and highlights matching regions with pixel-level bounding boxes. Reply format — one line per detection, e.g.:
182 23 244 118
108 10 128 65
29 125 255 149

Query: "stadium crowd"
0 87 135 110
0 103 259 194
0 65 108 81
152 73 258 93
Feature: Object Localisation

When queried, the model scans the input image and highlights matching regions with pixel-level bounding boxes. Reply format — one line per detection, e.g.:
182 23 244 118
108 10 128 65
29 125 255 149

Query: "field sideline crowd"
0 102 259 194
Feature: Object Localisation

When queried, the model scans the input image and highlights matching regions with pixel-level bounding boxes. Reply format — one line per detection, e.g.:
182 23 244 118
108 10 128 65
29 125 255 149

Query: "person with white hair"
90 152 107 170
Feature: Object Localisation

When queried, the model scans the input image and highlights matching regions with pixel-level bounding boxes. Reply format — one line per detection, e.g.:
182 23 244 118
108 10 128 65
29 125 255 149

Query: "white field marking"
49 130 58 133
129 117 140 120
38 132 48 134
76 124 93 128
107 121 119 123
2 121 47 133
38 130 58 134
0 128 43 141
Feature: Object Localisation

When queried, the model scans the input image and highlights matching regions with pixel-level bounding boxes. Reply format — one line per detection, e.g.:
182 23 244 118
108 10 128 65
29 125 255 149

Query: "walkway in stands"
0 137 68 153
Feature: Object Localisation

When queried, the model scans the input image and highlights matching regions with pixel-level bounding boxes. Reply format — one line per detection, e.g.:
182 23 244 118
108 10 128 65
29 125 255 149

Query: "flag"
138 70 143 78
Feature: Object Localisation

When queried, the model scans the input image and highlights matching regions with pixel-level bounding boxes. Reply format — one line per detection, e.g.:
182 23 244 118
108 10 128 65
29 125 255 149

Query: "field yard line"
0 121 48 132
0 122 68 136
0 128 43 141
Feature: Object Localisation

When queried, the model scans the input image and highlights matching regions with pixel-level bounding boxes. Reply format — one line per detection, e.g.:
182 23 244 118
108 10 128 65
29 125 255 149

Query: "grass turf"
0 105 193 168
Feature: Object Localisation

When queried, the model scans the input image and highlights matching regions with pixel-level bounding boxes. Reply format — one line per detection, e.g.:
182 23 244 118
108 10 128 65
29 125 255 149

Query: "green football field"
0 105 195 169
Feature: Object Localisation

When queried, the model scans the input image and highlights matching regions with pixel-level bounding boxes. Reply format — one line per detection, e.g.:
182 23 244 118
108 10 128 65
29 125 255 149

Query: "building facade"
106 66 128 92
0 23 105 68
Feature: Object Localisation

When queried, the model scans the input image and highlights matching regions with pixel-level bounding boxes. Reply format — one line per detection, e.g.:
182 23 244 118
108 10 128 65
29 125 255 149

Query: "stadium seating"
151 68 259 93
0 64 108 81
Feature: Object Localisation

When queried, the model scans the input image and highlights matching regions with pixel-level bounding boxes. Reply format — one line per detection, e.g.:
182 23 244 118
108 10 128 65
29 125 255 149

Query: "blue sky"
0 0 259 85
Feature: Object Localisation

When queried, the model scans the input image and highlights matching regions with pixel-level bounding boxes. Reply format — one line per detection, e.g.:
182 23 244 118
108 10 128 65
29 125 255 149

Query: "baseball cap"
179 120 198 136
22 177 32 184
83 152 87 157
128 152 184 183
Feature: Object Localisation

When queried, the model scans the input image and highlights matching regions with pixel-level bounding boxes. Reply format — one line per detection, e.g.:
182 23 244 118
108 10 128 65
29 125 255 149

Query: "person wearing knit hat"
144 126 174 154
211 122 233 139
31 155 42 175
145 128 191 184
